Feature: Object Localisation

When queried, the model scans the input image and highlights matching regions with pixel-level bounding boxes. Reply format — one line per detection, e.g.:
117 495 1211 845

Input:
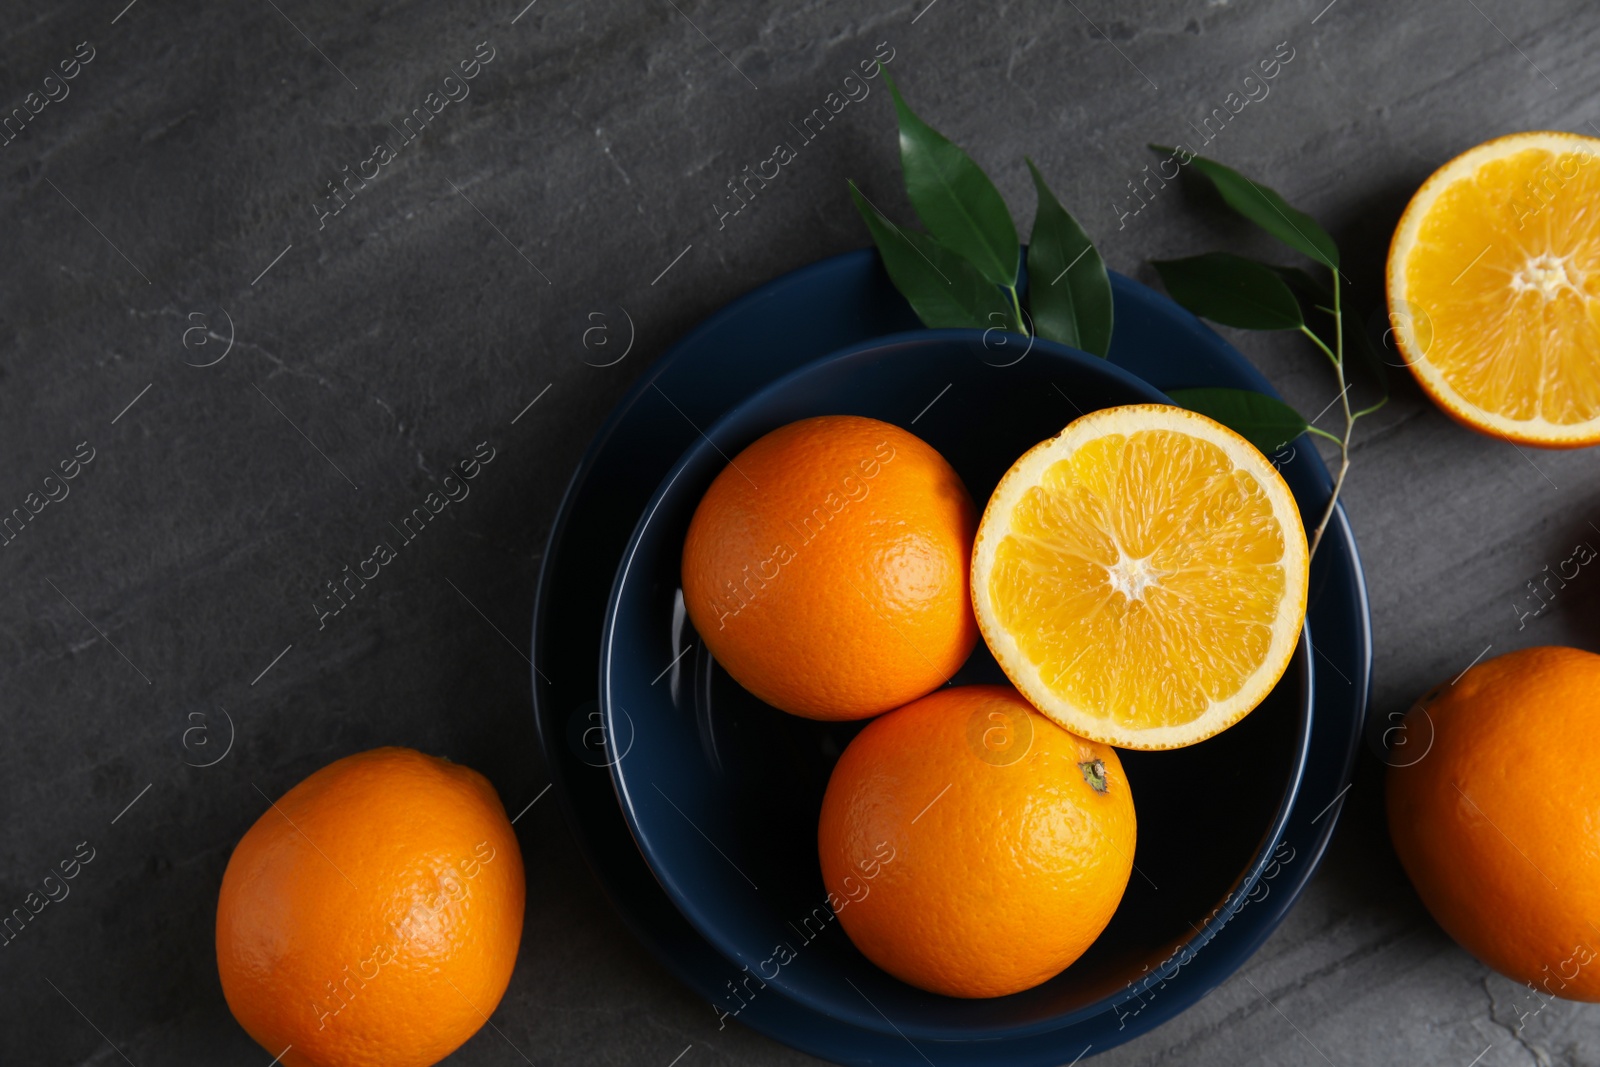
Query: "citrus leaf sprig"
1148 147 1389 558
849 73 1114 356
848 79 1381 560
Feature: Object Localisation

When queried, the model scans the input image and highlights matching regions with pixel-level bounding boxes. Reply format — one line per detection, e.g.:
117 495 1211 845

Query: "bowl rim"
597 327 1318 1040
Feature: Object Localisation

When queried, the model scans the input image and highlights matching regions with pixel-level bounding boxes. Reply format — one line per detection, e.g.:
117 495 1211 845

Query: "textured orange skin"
216 748 526 1067
1387 647 1600 1000
817 685 1136 998
682 415 978 720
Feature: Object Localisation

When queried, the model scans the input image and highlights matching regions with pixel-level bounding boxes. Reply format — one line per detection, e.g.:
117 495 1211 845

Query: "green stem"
1333 278 1345 362
1306 426 1343 445
1307 275 1354 560
1007 285 1029 336
1312 451 1352 559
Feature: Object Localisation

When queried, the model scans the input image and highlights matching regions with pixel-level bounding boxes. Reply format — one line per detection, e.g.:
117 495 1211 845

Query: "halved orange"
971 404 1308 750
1388 131 1600 448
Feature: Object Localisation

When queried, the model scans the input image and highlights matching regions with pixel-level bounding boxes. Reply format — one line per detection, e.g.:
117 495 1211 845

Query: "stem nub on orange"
1387 646 1600 1000
682 415 978 720
216 748 525 1067
818 685 1135 998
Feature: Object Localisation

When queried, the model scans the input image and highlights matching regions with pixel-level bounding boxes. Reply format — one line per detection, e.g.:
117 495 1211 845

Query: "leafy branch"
1148 146 1387 557
848 79 1383 560
848 73 1114 356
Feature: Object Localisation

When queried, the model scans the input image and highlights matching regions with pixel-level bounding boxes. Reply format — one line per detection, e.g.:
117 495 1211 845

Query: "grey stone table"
3 0 1598 1063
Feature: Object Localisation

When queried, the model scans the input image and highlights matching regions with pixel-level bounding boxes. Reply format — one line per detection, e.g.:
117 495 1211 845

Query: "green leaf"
1024 159 1113 358
1167 387 1309 456
1153 253 1304 331
1274 266 1333 313
887 72 1019 287
849 181 1010 330
1151 145 1339 269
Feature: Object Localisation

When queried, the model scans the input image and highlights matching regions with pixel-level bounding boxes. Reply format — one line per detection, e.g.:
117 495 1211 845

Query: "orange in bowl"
818 685 1136 998
970 404 1308 750
682 414 977 720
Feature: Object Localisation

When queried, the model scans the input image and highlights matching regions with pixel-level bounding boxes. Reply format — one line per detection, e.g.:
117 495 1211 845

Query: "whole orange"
216 747 526 1067
817 685 1136 997
682 415 978 720
1388 646 1600 999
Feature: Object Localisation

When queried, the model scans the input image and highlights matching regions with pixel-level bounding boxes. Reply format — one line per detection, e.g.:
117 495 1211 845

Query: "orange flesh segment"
1404 146 1600 425
988 428 1288 730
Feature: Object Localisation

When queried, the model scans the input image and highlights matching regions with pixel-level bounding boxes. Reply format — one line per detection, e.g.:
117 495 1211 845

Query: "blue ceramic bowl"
599 330 1313 1041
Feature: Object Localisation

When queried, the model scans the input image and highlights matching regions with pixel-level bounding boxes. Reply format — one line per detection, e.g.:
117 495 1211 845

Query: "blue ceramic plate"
600 330 1315 1041
532 251 1371 1065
